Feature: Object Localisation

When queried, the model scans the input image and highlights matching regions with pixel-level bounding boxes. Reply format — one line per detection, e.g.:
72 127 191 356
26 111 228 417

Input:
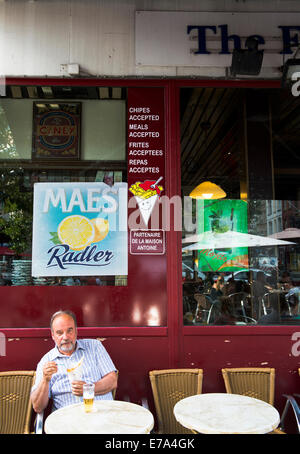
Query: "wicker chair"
0 370 36 434
149 368 203 434
221 367 275 405
221 367 283 433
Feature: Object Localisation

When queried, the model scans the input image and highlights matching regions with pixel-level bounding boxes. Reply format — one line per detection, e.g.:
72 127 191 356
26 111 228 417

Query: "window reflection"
181 86 300 326
182 199 300 326
0 88 127 287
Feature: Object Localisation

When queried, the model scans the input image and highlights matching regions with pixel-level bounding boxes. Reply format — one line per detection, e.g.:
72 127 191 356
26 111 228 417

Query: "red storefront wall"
0 78 299 425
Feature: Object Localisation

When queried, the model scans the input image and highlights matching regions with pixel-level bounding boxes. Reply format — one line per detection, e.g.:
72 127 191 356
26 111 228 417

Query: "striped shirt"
31 338 116 411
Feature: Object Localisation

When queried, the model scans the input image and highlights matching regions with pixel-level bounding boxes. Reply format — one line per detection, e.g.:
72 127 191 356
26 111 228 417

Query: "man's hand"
71 380 86 396
42 361 58 382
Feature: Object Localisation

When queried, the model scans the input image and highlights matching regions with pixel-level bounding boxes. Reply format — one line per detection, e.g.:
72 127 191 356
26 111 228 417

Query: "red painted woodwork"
0 77 299 433
0 263 167 328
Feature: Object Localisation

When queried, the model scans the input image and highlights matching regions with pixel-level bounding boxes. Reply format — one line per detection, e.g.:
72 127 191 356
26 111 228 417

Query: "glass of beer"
83 383 95 413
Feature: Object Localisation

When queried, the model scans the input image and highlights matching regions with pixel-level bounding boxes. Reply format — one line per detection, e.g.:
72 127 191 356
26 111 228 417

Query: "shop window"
0 86 127 287
181 86 300 326
0 99 125 161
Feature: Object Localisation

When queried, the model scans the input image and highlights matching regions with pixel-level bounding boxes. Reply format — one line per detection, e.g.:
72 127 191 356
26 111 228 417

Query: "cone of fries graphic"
129 177 163 226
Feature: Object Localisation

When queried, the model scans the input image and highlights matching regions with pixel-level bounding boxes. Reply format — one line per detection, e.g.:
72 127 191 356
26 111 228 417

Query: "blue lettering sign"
187 24 299 55
187 25 217 54
219 24 241 54
278 26 300 54
47 244 114 270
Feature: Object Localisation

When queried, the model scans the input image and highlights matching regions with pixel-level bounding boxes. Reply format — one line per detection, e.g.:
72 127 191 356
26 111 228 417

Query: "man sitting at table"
31 310 118 413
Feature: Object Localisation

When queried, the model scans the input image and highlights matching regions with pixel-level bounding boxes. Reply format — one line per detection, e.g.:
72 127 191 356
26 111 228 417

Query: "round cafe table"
173 393 280 434
44 399 154 434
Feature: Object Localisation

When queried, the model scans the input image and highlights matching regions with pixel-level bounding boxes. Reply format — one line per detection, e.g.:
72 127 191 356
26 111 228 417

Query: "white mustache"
59 340 74 350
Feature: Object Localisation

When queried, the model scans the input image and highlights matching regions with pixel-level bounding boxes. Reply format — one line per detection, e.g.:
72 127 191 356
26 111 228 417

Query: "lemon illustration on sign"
91 218 109 242
57 215 95 251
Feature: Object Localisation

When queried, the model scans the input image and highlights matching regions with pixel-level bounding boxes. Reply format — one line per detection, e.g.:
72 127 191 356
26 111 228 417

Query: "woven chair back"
221 367 275 405
149 368 203 434
0 370 36 433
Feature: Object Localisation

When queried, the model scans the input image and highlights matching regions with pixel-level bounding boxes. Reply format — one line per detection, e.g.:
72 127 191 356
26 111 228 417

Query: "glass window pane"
0 85 127 287
181 86 300 326
0 98 125 161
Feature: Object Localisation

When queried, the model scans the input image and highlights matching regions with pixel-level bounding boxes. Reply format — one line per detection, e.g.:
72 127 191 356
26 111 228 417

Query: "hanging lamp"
189 181 226 199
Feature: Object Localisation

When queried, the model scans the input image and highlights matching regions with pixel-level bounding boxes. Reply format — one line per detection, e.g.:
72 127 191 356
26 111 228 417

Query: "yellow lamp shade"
189 181 226 199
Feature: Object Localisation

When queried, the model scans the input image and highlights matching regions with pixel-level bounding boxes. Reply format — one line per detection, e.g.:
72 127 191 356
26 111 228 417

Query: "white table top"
173 393 280 434
44 399 154 434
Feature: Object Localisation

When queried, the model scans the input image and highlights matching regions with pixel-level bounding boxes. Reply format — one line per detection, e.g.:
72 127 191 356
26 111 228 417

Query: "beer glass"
83 383 95 413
